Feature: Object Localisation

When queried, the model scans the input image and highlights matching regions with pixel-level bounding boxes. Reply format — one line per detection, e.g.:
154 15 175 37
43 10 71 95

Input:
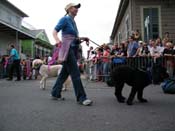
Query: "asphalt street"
0 78 175 131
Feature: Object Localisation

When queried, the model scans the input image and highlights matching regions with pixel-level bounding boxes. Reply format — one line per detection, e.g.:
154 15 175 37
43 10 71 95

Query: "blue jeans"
103 62 110 82
51 47 87 102
97 62 103 80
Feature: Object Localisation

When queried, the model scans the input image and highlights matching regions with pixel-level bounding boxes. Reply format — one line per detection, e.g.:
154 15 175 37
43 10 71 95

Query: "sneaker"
50 95 65 101
81 99 93 106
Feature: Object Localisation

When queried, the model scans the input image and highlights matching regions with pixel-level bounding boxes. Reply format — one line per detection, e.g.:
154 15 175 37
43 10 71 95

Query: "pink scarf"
48 35 75 71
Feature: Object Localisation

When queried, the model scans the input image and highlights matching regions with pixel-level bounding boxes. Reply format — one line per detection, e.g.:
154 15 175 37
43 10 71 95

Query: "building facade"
21 29 52 58
111 0 175 44
0 0 34 56
0 0 53 59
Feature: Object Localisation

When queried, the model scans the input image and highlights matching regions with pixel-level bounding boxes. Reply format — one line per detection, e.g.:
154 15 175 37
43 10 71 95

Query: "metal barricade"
84 56 175 81
112 56 175 77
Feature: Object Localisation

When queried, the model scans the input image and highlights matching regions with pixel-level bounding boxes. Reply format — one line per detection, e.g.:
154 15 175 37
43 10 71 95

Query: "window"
142 6 161 42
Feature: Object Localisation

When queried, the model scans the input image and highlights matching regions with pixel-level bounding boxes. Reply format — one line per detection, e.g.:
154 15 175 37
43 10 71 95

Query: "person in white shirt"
149 40 162 57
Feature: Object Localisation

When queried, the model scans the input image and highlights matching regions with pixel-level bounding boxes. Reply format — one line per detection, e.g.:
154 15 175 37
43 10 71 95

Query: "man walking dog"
51 3 93 106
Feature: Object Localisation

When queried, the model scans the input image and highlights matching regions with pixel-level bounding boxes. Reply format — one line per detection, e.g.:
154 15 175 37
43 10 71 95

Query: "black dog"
109 65 168 105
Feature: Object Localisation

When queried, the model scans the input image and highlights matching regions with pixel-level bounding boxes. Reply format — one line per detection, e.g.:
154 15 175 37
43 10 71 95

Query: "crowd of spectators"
1 31 175 81
0 51 52 80
86 31 175 82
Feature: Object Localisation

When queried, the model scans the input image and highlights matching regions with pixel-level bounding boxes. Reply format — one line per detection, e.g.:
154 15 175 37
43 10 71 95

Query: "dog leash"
89 39 102 47
89 39 111 54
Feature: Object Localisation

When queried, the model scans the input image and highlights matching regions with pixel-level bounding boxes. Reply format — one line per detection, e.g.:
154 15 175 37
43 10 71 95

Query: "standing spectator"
7 44 21 81
102 45 110 82
92 51 97 81
21 59 27 80
26 56 32 80
1 55 7 78
111 43 127 66
87 46 94 80
150 40 164 83
110 44 119 58
163 42 175 77
127 36 139 57
163 32 170 42
96 48 103 81
156 37 162 47
117 43 127 57
133 29 141 41
163 42 175 55
149 40 162 57
138 42 150 56
89 50 96 81
148 39 153 51
87 46 93 60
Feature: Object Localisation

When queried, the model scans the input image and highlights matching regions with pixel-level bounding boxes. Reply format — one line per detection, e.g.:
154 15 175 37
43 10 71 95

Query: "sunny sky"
8 0 120 57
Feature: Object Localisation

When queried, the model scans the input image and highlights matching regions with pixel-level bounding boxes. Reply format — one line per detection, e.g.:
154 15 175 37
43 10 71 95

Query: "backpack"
161 78 175 94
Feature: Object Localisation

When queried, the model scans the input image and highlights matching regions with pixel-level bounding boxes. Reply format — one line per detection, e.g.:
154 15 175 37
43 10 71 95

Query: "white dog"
32 59 71 90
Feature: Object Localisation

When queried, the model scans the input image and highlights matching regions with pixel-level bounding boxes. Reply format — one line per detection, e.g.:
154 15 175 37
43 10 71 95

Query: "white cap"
65 3 81 12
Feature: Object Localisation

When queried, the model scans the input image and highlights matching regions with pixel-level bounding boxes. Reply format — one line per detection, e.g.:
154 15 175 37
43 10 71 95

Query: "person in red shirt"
102 45 110 82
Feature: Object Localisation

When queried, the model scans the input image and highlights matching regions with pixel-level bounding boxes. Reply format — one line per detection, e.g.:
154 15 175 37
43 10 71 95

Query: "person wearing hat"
51 3 92 106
